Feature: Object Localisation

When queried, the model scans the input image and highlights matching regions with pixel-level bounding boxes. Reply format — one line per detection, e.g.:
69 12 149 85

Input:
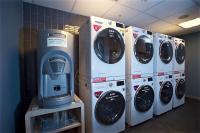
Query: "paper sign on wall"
47 37 67 48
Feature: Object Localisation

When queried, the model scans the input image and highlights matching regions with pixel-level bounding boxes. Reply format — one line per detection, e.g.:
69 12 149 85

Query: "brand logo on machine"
133 85 139 91
92 77 106 83
132 74 141 79
93 24 102 32
159 40 163 44
94 91 103 98
133 33 138 38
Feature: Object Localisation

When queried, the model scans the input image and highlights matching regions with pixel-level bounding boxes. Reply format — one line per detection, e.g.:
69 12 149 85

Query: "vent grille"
49 57 65 73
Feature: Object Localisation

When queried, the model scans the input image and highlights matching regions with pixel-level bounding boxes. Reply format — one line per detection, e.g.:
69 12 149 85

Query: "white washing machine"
79 16 125 82
126 74 154 126
154 73 173 115
153 33 173 75
125 26 154 77
173 72 185 108
79 79 126 133
173 37 185 73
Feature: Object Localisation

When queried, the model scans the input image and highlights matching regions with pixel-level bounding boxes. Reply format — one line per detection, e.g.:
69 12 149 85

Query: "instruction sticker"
47 37 67 48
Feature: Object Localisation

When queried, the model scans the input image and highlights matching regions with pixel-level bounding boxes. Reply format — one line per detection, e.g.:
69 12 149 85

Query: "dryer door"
159 41 173 64
134 35 153 64
94 28 125 64
175 43 185 64
160 81 173 104
176 79 185 99
95 91 125 125
134 85 154 112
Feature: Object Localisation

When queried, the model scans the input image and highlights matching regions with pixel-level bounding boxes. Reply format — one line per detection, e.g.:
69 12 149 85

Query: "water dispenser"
37 29 74 108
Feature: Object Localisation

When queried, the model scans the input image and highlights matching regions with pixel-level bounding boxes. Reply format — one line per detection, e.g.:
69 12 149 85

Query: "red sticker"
93 24 102 31
158 72 164 76
173 71 180 74
92 77 106 83
133 33 138 38
132 74 141 79
94 91 103 98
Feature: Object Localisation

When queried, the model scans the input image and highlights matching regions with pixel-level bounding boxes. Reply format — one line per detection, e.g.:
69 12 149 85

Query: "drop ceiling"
23 0 200 36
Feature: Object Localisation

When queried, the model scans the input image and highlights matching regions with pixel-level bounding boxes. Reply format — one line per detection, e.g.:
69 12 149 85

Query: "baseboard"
186 95 200 101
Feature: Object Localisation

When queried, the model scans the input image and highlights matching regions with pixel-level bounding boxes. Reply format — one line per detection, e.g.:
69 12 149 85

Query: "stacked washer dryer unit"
79 16 126 133
153 33 174 115
125 27 154 126
172 37 186 108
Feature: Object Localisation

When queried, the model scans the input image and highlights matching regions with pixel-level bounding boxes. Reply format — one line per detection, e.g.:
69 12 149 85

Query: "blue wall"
0 0 22 132
181 32 200 99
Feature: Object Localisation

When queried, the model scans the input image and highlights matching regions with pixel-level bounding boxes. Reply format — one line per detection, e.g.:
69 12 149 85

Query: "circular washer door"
95 91 125 125
159 41 173 64
175 43 185 64
160 81 173 104
94 28 125 64
134 35 154 64
176 79 185 99
134 85 154 112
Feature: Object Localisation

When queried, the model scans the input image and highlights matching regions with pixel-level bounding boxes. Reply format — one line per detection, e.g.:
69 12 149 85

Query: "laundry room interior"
0 0 200 133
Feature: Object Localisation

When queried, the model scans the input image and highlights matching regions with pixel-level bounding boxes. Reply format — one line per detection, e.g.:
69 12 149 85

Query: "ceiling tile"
119 0 164 12
144 20 183 34
126 13 158 27
163 5 200 25
103 4 141 23
170 28 195 36
72 0 116 17
146 0 196 19
31 0 75 12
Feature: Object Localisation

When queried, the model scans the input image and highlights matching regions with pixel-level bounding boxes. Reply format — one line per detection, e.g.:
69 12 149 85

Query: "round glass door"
95 91 125 125
160 81 173 104
134 85 154 112
176 79 185 99
134 35 154 64
159 41 173 64
94 28 125 64
175 43 185 64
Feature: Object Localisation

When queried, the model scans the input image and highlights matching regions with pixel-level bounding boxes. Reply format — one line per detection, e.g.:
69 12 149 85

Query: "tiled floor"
125 98 200 133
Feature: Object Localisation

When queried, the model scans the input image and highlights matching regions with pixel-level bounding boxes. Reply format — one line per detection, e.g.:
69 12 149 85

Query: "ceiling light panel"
179 18 200 28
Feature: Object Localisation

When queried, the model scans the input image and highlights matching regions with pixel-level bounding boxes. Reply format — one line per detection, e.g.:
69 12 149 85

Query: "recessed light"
178 17 200 28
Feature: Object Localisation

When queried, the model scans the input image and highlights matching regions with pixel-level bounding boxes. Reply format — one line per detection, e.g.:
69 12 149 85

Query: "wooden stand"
25 95 85 133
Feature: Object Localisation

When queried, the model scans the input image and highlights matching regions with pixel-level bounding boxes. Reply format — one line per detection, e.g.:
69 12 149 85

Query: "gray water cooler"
37 29 74 108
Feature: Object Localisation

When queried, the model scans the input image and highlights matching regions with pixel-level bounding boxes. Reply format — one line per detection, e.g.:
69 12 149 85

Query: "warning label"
47 37 67 48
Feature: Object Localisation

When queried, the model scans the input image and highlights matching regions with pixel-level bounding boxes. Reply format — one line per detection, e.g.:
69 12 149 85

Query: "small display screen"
147 31 152 35
117 81 124 86
169 75 172 78
116 22 124 28
182 74 185 76
148 77 153 81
